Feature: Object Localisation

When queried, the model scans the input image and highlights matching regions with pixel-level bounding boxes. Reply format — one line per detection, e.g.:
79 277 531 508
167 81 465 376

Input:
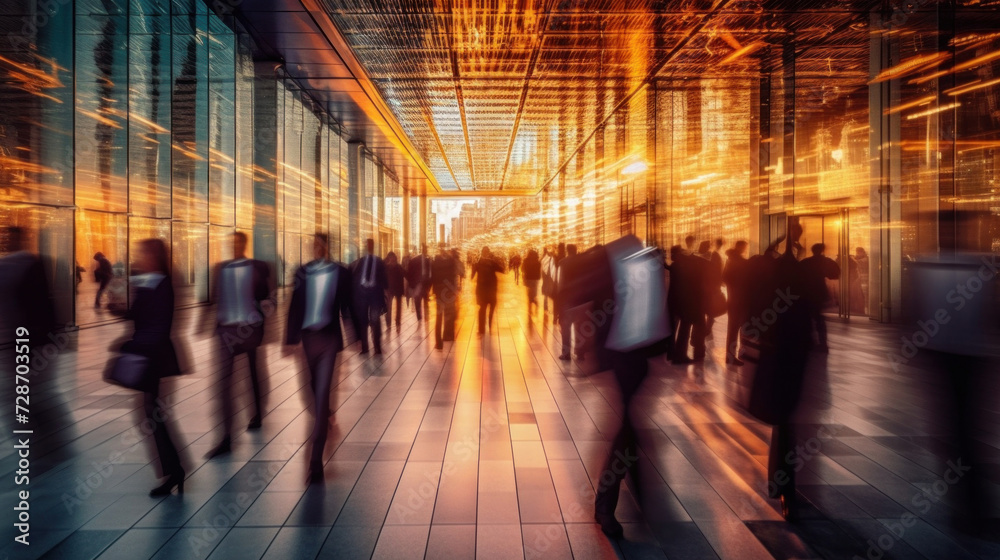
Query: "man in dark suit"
557 244 588 360
93 251 113 308
722 240 750 365
406 244 432 321
352 238 388 355
285 233 353 483
431 244 459 349
670 245 708 363
799 243 840 352
205 232 273 459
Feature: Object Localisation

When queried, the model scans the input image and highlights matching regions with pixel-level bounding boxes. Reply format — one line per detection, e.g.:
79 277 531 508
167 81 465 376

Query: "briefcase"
104 353 156 392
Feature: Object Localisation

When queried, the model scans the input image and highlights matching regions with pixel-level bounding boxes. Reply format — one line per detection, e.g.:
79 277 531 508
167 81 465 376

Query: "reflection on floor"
0 275 997 560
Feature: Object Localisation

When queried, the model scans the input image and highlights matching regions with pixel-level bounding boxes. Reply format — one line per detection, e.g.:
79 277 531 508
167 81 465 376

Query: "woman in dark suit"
123 238 185 497
285 233 353 483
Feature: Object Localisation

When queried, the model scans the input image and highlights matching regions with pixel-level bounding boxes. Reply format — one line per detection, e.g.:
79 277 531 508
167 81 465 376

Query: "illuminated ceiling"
310 0 879 194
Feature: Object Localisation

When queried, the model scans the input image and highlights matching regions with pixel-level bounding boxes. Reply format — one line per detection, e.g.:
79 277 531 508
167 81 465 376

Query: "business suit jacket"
351 254 388 311
471 257 503 306
285 261 353 353
122 274 182 380
210 259 272 319
406 255 433 297
386 262 405 297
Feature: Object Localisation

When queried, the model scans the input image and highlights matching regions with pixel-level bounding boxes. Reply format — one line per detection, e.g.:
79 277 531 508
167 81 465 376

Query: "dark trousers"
301 330 338 465
726 308 744 358
144 384 182 478
414 293 430 321
513 269 520 285
358 295 383 352
95 277 110 306
808 304 827 347
478 301 496 333
767 423 795 499
386 294 402 329
435 299 457 345
675 315 707 360
560 308 588 357
595 350 648 516
216 326 263 436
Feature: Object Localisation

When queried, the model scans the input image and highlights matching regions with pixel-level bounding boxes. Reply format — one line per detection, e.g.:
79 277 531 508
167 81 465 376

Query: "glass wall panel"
172 221 208 305
76 210 128 325
128 0 172 219
235 36 255 230
0 1 74 207
76 0 129 213
209 25 236 227
171 8 209 223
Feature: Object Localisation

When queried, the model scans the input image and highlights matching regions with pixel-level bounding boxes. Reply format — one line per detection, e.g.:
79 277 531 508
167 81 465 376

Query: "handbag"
104 353 156 391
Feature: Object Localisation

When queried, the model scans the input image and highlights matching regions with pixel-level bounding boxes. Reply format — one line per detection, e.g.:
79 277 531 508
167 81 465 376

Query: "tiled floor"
0 275 998 559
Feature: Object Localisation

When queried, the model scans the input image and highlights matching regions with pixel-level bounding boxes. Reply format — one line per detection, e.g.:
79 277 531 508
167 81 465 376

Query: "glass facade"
0 0 404 327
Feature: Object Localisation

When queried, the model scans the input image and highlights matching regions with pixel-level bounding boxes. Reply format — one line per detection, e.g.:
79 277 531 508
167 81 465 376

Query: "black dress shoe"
558 354 570 361
374 348 382 355
247 416 262 430
673 356 693 364
726 356 745 366
150 471 185 497
594 513 624 539
205 437 231 459
360 347 369 355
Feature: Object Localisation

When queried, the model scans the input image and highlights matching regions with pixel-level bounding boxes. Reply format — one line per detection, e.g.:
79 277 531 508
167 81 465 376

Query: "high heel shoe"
150 471 185 497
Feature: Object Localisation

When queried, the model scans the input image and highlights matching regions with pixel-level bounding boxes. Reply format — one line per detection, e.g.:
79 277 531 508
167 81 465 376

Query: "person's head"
481 246 491 258
698 240 711 254
386 251 397 265
567 244 578 257
734 240 748 256
136 238 169 274
314 233 329 260
856 247 867 258
670 245 684 262
715 237 724 250
232 231 248 259
365 238 375 255
812 243 825 257
93 251 105 261
685 235 696 249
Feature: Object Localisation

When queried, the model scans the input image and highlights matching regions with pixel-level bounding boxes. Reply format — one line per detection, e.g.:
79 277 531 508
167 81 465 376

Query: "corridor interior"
0 274 997 560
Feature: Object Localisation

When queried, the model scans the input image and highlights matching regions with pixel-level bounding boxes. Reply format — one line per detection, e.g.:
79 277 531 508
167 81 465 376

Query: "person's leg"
692 316 707 360
487 301 496 330
385 294 392 329
560 313 572 358
144 385 182 478
95 278 109 307
394 295 402 328
726 309 741 360
303 333 337 470
414 295 423 321
216 332 235 440
435 304 444 348
478 304 486 334
675 319 692 360
814 307 827 349
246 346 263 425
371 304 382 353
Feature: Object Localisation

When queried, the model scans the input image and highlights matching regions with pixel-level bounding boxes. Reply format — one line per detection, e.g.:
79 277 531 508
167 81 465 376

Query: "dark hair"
139 238 170 274
233 231 248 243
812 243 825 255
315 233 329 247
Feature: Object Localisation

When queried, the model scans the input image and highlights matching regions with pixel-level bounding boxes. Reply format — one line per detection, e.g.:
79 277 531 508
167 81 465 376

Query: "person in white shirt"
204 232 273 459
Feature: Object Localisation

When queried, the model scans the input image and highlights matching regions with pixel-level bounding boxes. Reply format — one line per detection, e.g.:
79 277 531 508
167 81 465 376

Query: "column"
418 195 428 250
252 61 279 282
347 141 364 262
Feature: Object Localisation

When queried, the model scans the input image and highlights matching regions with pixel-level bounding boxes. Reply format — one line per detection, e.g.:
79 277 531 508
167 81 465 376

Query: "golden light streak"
869 52 950 84
905 103 960 120
884 95 934 115
718 41 765 66
945 77 1000 96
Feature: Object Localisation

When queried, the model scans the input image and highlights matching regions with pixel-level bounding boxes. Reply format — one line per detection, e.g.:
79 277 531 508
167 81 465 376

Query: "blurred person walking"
407 244 432 321
705 238 727 337
509 252 522 285
285 233 353 483
522 249 542 313
557 244 588 360
471 246 503 334
121 239 186 496
670 245 708 363
204 232 273 459
431 244 460 349
799 243 840 352
722 240 750 365
385 251 405 332
93 251 113 308
352 238 388 355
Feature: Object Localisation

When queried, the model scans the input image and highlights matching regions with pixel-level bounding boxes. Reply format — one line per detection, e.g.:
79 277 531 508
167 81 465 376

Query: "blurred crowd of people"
1 221 995 543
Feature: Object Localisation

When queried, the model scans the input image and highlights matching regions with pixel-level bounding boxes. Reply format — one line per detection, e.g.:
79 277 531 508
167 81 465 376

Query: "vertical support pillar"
376 164 385 254
252 61 279 282
402 189 410 254
781 40 796 212
869 12 902 322
750 70 771 255
347 141 363 262
418 194 428 250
